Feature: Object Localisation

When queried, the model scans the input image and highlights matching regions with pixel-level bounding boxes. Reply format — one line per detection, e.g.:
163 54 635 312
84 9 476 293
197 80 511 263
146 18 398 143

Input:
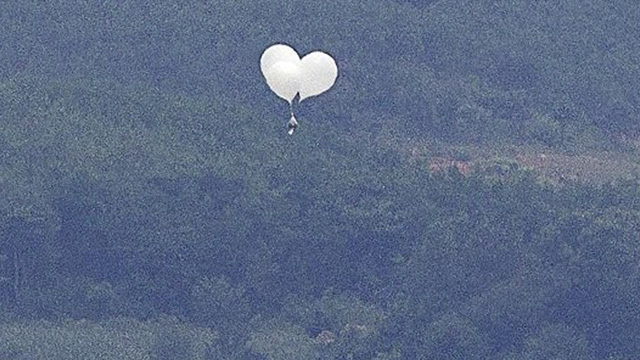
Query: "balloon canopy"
260 44 338 104
299 51 338 101
262 61 302 104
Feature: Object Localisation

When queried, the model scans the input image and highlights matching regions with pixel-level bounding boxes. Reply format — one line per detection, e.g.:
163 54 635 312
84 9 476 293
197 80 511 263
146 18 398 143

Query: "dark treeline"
2 0 640 145
1 0 639 359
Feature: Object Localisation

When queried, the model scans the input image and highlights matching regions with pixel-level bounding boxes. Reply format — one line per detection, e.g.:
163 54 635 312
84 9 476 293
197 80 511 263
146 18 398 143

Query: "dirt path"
384 133 640 184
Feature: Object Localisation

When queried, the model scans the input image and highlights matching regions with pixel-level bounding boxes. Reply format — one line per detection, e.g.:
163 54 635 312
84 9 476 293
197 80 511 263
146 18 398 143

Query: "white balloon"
262 61 302 103
260 44 338 104
299 51 338 101
260 44 300 75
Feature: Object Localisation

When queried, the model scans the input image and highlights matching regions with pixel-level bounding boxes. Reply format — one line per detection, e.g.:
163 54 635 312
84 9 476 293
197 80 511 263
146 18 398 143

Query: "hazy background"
1 1 639 359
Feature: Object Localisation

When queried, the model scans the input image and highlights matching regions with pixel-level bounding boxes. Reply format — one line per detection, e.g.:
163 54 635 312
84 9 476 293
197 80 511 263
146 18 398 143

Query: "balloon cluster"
260 44 338 135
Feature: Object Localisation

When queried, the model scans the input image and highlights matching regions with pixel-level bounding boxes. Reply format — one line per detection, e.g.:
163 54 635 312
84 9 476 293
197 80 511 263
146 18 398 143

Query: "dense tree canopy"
1 0 639 359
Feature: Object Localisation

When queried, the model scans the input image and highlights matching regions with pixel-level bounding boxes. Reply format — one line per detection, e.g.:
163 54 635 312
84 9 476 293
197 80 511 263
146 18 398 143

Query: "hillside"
1 1 640 359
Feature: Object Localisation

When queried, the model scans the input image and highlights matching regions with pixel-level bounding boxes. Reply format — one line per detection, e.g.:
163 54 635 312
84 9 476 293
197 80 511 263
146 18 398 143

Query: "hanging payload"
287 114 298 135
260 43 338 135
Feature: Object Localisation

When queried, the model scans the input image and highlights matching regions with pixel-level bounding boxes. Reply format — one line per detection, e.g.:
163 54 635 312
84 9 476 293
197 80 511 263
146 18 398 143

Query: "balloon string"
289 102 294 117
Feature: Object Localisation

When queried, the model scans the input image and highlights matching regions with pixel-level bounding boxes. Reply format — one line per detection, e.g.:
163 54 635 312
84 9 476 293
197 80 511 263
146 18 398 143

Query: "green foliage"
524 112 564 146
149 316 215 360
1 1 640 359
190 276 251 326
3 0 639 146
279 292 387 359
421 313 490 359
2 71 640 358
246 319 319 360
503 324 595 360
0 316 215 360
18 276 117 320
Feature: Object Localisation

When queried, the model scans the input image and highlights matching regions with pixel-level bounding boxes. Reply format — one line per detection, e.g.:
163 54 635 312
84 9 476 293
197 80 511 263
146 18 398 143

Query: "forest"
1 0 640 359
